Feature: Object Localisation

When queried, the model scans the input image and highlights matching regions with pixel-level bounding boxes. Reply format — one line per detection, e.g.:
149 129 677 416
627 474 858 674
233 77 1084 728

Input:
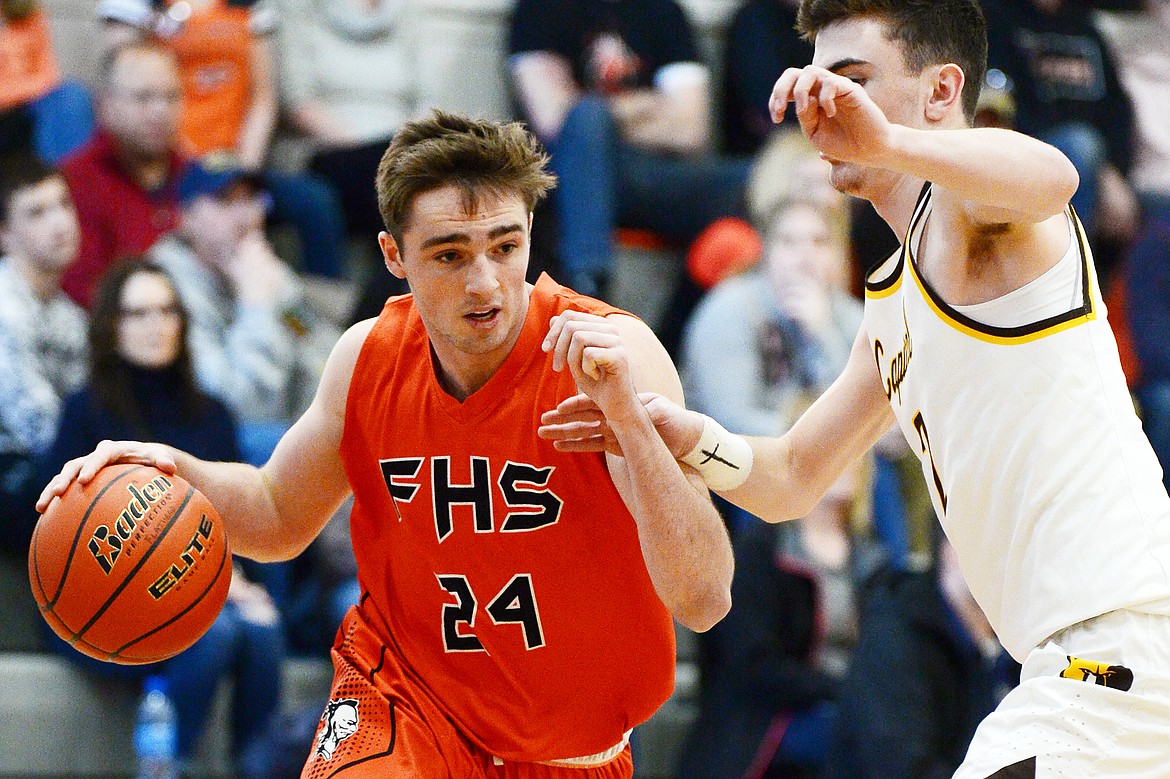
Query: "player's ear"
379 231 406 279
925 63 964 123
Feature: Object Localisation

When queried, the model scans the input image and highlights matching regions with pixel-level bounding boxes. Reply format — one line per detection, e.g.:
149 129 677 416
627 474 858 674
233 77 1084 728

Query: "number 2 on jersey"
437 573 546 652
913 411 948 513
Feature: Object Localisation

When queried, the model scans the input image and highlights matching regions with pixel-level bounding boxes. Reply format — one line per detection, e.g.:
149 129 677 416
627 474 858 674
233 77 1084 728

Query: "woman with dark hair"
80 259 214 445
41 259 285 776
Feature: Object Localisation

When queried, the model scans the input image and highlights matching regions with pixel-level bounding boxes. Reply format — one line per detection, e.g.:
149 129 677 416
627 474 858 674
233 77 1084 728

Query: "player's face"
0 176 79 272
812 16 926 199
382 185 532 397
117 271 183 370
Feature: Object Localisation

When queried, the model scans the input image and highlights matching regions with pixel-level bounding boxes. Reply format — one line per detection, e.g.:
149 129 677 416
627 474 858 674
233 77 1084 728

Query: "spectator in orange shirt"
0 0 94 162
99 0 348 280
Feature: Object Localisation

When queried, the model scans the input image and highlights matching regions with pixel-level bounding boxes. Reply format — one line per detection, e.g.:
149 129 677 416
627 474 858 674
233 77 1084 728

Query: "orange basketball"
28 463 232 665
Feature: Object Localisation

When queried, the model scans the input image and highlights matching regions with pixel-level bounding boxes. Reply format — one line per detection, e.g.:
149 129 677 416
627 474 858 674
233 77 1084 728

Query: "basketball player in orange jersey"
37 111 734 778
541 1 1170 777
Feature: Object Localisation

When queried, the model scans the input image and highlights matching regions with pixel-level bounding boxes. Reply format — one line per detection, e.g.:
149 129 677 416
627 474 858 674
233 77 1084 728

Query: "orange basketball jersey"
339 273 676 763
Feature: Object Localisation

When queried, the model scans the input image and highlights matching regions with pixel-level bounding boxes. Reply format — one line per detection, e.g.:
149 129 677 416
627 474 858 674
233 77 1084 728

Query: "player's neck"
870 174 927 241
432 353 497 402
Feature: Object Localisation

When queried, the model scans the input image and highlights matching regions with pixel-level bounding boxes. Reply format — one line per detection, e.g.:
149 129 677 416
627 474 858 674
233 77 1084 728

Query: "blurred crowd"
1 0 1167 776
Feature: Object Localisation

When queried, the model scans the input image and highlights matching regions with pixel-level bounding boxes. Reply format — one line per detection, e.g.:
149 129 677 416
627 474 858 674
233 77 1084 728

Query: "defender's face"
383 185 532 394
0 175 79 272
812 16 925 198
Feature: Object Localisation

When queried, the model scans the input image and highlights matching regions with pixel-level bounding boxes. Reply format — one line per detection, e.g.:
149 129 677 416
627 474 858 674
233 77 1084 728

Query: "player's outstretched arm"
36 321 371 562
235 319 370 559
877 123 1078 226
543 310 733 633
541 325 893 523
727 327 894 520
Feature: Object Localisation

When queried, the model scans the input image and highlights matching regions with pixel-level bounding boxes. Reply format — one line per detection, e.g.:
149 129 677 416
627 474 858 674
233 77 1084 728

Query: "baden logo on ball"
29 463 232 665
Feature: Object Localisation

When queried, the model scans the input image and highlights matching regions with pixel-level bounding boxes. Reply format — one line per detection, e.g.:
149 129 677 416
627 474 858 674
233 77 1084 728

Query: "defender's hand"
539 391 704 459
769 65 892 167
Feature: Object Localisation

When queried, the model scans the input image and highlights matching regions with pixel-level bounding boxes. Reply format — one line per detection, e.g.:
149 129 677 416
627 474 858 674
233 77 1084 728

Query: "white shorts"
953 609 1170 779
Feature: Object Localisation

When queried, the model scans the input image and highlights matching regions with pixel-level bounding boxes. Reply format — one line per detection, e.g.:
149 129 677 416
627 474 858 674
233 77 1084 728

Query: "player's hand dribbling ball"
29 463 232 664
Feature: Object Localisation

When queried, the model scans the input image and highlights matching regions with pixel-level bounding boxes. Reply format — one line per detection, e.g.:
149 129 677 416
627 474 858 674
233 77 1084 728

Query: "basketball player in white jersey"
539 1 1170 776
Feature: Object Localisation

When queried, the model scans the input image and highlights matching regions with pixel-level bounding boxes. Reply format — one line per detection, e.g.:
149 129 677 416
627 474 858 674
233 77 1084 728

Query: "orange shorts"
299 607 635 779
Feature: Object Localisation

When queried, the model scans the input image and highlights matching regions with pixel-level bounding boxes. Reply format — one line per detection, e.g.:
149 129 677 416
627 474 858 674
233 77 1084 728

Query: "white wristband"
679 415 753 491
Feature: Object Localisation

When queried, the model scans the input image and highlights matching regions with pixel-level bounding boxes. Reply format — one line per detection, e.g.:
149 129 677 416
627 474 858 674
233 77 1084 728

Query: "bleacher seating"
0 645 333 776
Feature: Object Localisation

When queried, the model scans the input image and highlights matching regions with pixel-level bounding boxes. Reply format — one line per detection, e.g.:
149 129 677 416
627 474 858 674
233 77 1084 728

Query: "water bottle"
134 675 178 779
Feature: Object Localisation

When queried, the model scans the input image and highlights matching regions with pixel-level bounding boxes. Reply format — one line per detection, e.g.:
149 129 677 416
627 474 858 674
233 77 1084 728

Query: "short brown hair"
375 111 556 243
797 0 987 123
0 153 62 224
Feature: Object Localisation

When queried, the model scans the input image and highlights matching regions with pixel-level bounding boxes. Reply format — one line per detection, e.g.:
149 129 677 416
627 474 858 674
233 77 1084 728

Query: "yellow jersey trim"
865 182 931 300
902 191 1097 345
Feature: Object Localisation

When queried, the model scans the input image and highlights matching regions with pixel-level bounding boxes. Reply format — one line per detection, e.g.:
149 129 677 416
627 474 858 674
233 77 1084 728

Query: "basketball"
28 463 232 665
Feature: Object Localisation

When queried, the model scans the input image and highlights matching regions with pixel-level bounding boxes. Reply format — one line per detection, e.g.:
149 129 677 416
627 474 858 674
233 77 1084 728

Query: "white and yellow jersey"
864 184 1170 661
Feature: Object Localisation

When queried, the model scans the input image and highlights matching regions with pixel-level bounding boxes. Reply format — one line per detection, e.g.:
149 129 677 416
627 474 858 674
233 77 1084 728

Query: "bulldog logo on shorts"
1060 655 1134 691
316 698 360 760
